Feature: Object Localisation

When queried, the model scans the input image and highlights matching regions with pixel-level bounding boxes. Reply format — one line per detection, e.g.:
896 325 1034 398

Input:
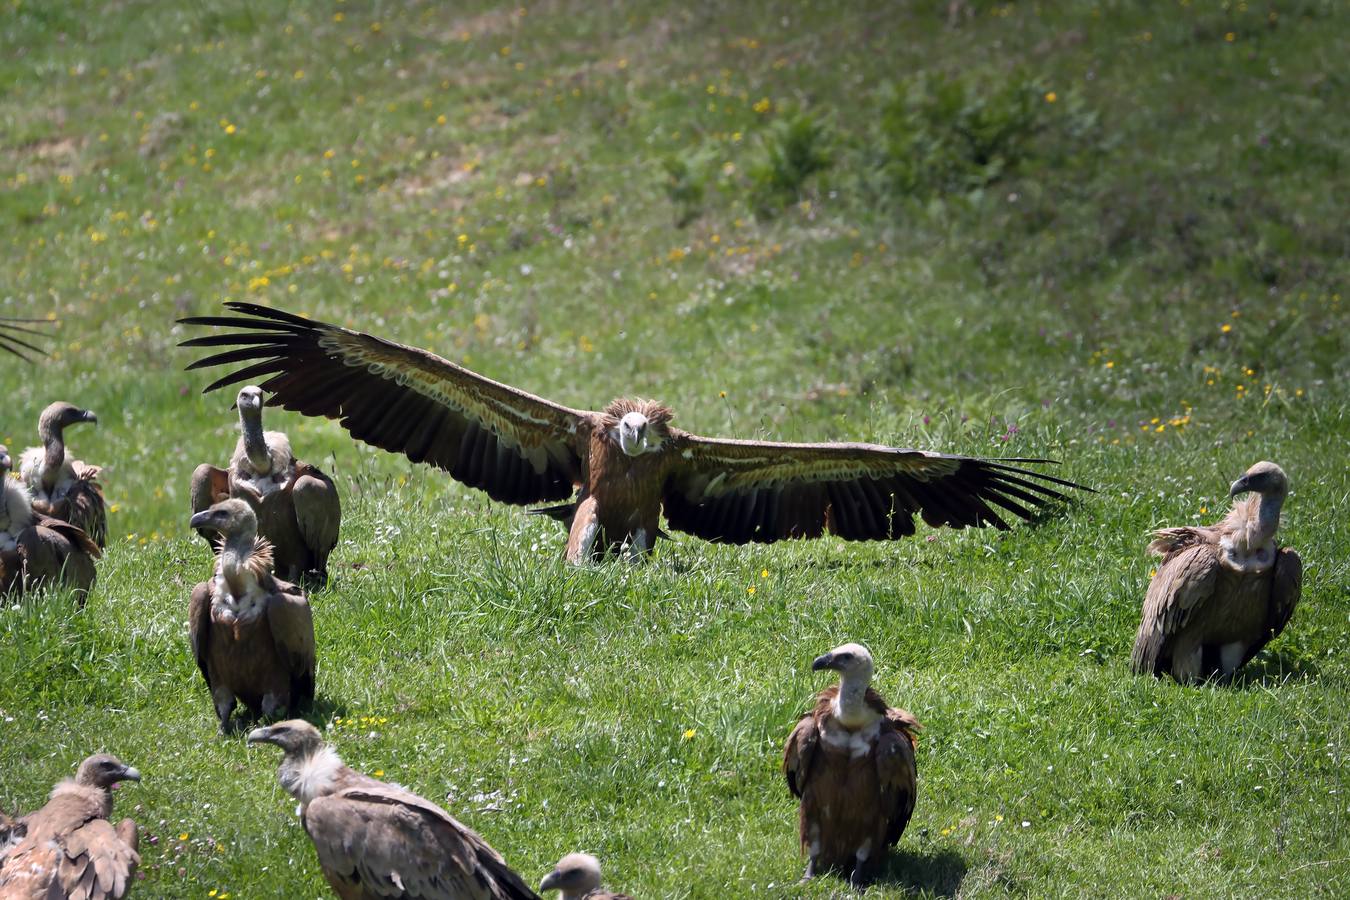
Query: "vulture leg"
625 528 652 563
1219 642 1247 677
213 687 238 735
565 496 601 565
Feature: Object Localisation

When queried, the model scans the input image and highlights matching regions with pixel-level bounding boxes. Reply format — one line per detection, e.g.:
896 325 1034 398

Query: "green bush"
879 74 1056 197
748 111 832 212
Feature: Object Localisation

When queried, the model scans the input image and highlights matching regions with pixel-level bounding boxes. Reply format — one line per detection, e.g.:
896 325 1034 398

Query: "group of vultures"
0 304 1302 898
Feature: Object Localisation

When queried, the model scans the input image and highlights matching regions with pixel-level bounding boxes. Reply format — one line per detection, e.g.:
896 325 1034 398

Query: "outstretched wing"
179 302 587 505
663 434 1086 544
304 786 540 900
1130 543 1219 676
0 317 54 362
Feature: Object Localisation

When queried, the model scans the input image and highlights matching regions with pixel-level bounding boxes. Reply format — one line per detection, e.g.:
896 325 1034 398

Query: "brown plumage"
1132 461 1303 682
19 402 106 548
0 444 99 600
538 853 631 900
783 643 919 886
178 303 1088 563
188 499 315 733
191 385 341 586
247 720 540 900
0 754 141 899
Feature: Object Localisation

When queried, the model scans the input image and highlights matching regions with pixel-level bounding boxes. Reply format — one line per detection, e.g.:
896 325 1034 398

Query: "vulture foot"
800 860 816 883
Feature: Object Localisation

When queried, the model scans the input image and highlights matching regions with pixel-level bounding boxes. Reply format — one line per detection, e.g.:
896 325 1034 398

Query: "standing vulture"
247 720 541 900
539 853 632 900
188 499 315 733
783 643 919 886
0 444 99 600
179 302 1088 564
1131 461 1303 683
191 385 341 586
0 316 54 362
0 754 141 899
19 402 106 548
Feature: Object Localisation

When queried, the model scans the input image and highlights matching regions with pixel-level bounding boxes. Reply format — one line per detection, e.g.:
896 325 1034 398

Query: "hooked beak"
189 510 215 531
811 652 836 672
246 725 276 746
118 766 141 783
81 410 98 425
1229 475 1251 497
538 870 562 892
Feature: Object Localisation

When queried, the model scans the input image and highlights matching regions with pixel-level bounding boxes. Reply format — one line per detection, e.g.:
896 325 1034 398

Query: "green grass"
1 0 1347 896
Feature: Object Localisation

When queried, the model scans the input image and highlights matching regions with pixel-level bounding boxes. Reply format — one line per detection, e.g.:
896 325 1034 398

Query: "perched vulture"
0 316 54 362
1131 461 1303 683
539 853 632 900
191 385 341 586
247 720 541 900
179 303 1088 563
19 402 106 548
0 754 141 899
783 643 919 886
188 499 315 733
0 444 99 600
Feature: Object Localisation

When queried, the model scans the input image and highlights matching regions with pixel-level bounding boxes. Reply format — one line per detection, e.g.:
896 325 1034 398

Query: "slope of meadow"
1 1 1346 896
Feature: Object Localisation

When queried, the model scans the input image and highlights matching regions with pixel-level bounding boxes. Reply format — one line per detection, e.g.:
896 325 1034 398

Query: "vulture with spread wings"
180 303 1086 563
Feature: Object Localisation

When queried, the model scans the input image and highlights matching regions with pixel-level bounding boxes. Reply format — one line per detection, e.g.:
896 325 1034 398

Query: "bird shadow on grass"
870 847 968 896
1227 651 1325 690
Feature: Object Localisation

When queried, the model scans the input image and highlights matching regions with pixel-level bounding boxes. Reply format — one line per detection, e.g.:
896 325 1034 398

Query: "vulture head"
602 398 673 458
236 385 265 416
812 642 875 683
1229 461 1289 500
74 754 141 790
247 719 326 758
539 852 603 896
189 498 257 541
38 401 97 440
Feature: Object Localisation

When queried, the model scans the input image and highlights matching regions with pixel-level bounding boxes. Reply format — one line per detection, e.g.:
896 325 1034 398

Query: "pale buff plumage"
0 754 141 899
1132 461 1303 682
248 721 540 900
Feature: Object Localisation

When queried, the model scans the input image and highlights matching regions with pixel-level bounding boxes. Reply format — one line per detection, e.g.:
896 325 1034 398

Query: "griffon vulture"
191 385 341 586
0 444 99 599
783 643 919 886
179 303 1088 563
0 316 54 362
19 402 106 548
539 853 631 900
1131 461 1303 683
0 754 140 899
247 720 541 900
188 499 315 733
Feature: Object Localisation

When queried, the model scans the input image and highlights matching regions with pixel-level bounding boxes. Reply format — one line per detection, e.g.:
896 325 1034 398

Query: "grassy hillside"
1 1 1347 896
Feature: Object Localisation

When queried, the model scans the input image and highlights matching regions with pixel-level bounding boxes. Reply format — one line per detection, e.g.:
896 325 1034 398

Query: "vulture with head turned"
179 302 1088 564
0 753 141 899
19 401 106 548
783 642 919 886
0 316 54 362
539 853 631 900
188 499 315 733
1132 461 1303 683
0 444 99 600
191 385 341 587
248 719 541 900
